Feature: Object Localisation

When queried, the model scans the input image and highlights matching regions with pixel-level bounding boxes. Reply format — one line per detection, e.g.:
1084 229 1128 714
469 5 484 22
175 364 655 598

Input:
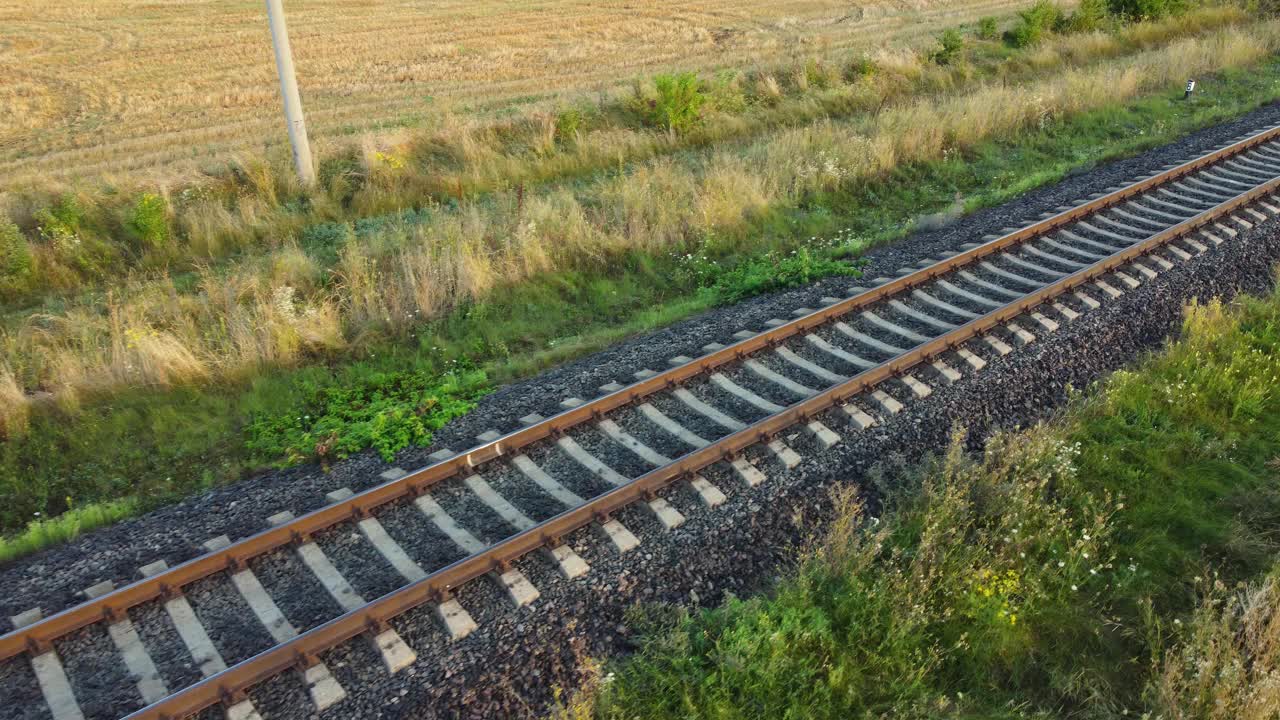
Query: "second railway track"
6 123 1280 720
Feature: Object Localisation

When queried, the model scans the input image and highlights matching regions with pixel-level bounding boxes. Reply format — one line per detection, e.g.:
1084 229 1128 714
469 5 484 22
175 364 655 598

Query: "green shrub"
1107 0 1187 20
846 54 877 81
317 149 365 207
0 220 34 288
245 368 489 465
33 195 84 247
127 193 171 251
977 16 1000 40
590 289 1280 719
1008 0 1066 47
803 58 838 90
700 248 861 305
1070 0 1113 31
554 106 591 144
708 70 749 114
931 28 965 65
635 72 706 134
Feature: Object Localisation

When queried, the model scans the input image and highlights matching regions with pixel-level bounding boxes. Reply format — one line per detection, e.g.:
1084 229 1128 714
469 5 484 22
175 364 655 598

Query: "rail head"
4 123 1278 668
114 147 1280 720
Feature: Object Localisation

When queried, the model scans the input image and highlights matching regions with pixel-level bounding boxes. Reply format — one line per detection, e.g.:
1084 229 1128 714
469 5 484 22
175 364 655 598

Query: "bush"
554 106 589 144
707 70 748 114
635 72 706 134
589 288 1280 719
1008 0 1066 47
1107 0 1187 20
977 16 1000 40
802 58 839 90
1065 0 1112 31
846 55 877 81
33 195 84 247
244 368 489 465
931 28 965 65
0 220 33 288
699 248 860 305
127 193 171 251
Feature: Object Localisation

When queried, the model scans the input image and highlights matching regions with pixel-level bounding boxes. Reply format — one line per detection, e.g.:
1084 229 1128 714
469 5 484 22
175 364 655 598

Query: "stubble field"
0 0 1031 185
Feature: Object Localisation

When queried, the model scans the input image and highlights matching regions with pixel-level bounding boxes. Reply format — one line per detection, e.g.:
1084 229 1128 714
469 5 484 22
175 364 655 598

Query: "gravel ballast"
1 106 1280 720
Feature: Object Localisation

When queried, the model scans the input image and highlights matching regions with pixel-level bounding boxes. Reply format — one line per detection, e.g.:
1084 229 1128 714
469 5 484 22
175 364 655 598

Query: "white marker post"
1184 79 1196 100
266 0 315 186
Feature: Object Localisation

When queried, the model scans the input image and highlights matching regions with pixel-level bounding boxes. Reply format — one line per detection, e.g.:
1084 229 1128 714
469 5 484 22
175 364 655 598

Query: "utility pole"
266 0 315 185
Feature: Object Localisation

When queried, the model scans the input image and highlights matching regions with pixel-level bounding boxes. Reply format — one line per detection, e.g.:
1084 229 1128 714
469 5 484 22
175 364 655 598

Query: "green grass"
2 53 1279 563
581 286 1280 719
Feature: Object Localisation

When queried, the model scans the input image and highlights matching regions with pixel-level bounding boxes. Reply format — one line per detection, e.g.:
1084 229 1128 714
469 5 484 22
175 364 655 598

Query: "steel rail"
7 125 1277 666
1 126 1276 720
120 159 1280 720
2 125 1277 664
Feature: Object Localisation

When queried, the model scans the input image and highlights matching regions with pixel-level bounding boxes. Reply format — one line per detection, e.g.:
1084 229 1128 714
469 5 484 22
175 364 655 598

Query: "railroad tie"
593 421 689 527
543 544 590 580
688 475 728 508
462 475 536 532
860 311 930 345
983 335 1014 356
954 347 987 371
9 609 85 720
597 419 672 467
1128 262 1158 281
201 537 346 711
82 580 168 706
774 346 847 385
840 404 879 430
1111 271 1141 290
1051 302 1080 322
413 496 541 609
930 360 962 385
1092 280 1124 299
632 406 729 507
596 519 641 553
766 440 803 470
1210 223 1235 240
672 387 748 432
899 374 932 399
744 359 820 398
804 421 842 451
1183 236 1209 254
509 456 595 574
512 454 585 508
1005 323 1037 346
800 332 877 371
264 513 427 660
137 559 266 720
1028 312 1059 333
888 300 957 332
729 457 767 487
869 389 904 415
556 436 631 487
637 403 710 449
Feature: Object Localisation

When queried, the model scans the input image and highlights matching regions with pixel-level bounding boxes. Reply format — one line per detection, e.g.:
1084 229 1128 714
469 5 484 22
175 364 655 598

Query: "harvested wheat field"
0 0 1032 185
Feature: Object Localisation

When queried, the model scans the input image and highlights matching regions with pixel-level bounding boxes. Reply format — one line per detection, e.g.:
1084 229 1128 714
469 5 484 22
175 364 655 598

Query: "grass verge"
3 34 1280 564
574 284 1280 718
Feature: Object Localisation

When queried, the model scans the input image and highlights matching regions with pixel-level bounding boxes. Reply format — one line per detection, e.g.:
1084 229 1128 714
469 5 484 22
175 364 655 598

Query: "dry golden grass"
2 18 1274 415
1153 573 1280 719
0 0 1038 186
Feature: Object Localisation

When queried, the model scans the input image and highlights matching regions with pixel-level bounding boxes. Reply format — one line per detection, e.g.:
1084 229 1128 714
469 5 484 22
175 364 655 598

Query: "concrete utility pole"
266 0 315 185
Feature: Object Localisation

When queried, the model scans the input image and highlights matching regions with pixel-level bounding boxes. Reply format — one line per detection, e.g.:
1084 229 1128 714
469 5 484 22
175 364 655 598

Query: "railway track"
5 124 1280 720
